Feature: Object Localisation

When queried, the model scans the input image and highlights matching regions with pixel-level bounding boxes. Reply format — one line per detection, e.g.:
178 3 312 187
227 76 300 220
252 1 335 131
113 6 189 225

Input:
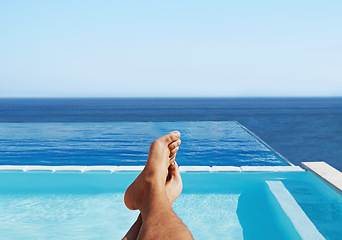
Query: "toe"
168 139 181 150
162 131 181 144
170 161 181 179
170 153 177 162
168 162 176 176
169 146 179 157
151 131 180 149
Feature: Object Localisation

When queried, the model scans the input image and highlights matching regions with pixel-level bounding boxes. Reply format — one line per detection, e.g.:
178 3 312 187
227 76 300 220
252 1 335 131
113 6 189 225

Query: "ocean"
0 98 341 171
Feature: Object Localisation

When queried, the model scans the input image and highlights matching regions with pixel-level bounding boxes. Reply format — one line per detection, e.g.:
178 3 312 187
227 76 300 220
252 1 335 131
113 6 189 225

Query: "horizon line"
0 96 342 99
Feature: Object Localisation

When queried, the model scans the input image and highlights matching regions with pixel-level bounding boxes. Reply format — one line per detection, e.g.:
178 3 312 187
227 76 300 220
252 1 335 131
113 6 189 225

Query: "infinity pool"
0 170 341 239
1 121 341 239
0 121 289 166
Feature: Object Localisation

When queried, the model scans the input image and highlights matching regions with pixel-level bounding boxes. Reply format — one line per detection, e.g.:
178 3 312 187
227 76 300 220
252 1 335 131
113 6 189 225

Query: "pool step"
266 181 325 240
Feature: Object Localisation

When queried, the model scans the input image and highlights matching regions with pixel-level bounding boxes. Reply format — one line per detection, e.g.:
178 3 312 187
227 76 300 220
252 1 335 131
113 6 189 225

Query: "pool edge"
235 121 294 166
0 165 304 173
302 161 342 193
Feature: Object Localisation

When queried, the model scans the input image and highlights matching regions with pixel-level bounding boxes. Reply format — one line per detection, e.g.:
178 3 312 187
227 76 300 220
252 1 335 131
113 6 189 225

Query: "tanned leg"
122 133 182 240
122 161 183 240
122 133 183 240
124 131 193 240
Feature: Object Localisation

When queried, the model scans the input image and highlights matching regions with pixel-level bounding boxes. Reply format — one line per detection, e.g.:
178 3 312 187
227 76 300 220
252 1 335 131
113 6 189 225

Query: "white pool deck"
302 161 342 192
0 165 304 173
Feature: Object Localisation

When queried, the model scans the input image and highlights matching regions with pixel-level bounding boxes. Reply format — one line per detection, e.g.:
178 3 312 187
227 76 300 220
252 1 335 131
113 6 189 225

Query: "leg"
122 214 143 240
122 161 182 240
124 131 193 240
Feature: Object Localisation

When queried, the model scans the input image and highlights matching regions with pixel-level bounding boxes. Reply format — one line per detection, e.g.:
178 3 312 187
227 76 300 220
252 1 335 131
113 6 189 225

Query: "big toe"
160 131 181 144
150 131 180 151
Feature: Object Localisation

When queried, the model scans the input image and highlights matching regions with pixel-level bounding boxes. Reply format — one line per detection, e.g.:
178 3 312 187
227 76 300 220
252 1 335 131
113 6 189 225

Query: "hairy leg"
124 131 193 240
122 214 143 240
123 131 193 240
123 133 182 240
122 161 182 240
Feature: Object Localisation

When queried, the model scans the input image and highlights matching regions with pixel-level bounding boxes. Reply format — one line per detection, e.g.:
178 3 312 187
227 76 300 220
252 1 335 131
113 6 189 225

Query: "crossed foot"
124 131 183 210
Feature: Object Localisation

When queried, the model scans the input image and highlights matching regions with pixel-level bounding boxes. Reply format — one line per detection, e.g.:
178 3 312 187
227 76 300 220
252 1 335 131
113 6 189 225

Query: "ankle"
143 167 167 184
143 175 164 191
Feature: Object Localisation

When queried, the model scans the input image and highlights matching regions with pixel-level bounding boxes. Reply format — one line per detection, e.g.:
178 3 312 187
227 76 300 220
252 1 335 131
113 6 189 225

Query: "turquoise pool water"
0 171 341 239
0 121 340 239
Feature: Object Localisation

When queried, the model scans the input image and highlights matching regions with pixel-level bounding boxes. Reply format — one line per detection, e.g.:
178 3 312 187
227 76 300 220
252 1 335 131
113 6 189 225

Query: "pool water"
0 171 341 239
0 121 288 166
0 121 340 239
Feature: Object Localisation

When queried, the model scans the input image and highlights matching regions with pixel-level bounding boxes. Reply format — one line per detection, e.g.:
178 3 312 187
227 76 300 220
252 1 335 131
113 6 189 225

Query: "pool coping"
0 165 304 173
302 161 342 193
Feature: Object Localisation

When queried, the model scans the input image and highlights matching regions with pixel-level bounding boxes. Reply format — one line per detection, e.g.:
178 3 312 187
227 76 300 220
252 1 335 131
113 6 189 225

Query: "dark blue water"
0 122 288 166
0 98 341 170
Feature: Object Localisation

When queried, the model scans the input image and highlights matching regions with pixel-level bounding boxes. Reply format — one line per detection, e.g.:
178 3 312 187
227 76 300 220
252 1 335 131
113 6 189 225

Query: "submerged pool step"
266 181 325 240
0 165 304 172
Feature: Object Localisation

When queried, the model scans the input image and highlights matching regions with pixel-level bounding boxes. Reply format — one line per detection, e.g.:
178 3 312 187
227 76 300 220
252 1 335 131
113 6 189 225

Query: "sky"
1 0 341 98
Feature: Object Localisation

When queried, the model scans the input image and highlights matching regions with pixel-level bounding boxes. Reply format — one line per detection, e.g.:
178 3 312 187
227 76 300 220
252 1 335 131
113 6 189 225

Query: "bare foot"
124 131 181 210
166 161 183 204
122 162 183 240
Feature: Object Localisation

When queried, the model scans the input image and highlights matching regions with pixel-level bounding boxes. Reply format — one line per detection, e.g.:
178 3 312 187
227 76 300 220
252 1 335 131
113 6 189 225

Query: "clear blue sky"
1 0 341 97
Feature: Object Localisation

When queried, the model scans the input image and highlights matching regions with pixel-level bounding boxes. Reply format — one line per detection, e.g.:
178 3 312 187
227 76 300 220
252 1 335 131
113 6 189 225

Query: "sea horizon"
0 97 341 171
1 96 342 99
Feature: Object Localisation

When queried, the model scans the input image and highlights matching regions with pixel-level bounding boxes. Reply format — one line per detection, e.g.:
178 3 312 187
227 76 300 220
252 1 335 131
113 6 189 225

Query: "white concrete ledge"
53 166 88 172
85 166 118 172
25 166 55 172
273 166 304 172
241 166 276 172
211 166 241 172
115 166 144 171
0 165 28 171
0 165 304 173
179 166 211 172
302 162 342 192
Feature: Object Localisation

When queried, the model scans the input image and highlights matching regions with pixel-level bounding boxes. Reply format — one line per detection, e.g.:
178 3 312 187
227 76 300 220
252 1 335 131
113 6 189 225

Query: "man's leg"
122 161 183 240
137 186 192 240
124 131 193 240
122 214 142 240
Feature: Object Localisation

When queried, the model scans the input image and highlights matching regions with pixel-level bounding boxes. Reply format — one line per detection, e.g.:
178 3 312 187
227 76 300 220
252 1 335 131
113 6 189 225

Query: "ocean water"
0 98 341 170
